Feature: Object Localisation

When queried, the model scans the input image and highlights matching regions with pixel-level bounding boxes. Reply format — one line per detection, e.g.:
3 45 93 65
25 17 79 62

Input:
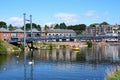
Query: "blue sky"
0 0 120 27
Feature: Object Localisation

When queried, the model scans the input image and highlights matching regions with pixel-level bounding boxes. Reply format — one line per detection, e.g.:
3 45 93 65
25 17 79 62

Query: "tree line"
0 21 41 31
0 21 120 34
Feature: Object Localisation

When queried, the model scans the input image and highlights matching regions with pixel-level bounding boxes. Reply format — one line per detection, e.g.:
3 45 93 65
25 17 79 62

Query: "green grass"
0 38 20 54
108 69 120 80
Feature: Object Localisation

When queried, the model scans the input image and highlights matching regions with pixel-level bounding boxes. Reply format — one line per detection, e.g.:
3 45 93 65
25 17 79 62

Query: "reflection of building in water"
86 44 120 62
51 49 76 61
34 49 77 62
105 45 120 62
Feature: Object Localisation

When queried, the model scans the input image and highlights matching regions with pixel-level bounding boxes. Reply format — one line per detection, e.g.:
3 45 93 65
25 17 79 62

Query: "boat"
72 47 80 51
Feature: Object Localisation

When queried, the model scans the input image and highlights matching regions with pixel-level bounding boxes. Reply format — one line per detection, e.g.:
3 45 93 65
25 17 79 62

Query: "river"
0 43 120 80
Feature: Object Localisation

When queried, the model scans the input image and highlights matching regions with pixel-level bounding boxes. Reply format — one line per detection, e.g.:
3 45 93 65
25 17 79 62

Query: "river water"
0 44 120 80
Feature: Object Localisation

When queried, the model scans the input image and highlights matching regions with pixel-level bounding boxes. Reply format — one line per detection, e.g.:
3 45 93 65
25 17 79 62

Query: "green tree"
0 21 7 29
26 23 31 31
89 23 99 27
44 25 49 31
8 24 15 31
118 26 120 30
21 23 41 31
54 24 60 29
67 24 86 34
37 25 41 31
60 22 67 29
100 21 109 25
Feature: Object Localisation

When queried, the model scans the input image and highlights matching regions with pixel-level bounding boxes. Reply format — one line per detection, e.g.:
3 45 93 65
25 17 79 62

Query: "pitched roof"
13 29 24 32
0 28 10 32
28 28 40 32
47 29 75 33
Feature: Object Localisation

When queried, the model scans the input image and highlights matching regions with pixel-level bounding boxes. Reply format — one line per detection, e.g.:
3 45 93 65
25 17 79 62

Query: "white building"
47 29 76 41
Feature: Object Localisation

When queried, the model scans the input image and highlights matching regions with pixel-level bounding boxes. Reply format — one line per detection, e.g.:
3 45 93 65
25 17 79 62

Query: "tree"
60 22 67 29
118 26 120 30
8 24 15 31
26 23 31 31
54 24 60 29
67 24 86 34
89 23 99 27
21 23 41 31
44 25 49 31
37 25 41 31
100 21 109 25
0 21 7 29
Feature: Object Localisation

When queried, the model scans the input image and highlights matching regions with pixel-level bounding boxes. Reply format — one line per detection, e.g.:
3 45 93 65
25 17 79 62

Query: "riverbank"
0 39 21 54
47 42 88 48
107 68 120 80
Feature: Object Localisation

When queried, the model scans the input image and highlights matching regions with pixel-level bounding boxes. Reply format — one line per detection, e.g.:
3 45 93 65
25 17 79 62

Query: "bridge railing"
7 35 120 43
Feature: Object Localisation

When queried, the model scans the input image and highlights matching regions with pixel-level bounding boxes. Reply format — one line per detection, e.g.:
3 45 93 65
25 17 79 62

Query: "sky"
0 0 120 27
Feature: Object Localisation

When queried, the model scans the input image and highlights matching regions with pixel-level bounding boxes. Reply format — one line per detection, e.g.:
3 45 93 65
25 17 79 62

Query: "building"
86 25 119 35
0 28 46 41
0 28 11 41
47 29 76 36
47 29 76 41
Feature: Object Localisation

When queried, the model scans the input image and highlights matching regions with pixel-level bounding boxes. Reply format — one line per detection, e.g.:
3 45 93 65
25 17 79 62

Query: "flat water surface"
0 44 120 80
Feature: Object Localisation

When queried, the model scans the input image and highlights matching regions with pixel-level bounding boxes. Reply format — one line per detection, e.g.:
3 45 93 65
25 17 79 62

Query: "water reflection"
85 45 120 63
31 49 76 62
27 45 120 63
24 51 34 80
0 44 120 80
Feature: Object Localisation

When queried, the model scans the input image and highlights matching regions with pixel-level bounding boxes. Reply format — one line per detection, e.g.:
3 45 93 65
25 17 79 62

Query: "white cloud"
0 19 5 21
7 17 23 27
54 13 79 23
85 10 96 17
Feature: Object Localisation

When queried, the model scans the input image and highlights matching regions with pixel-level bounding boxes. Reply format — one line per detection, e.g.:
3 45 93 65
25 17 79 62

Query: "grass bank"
0 39 20 54
107 68 120 80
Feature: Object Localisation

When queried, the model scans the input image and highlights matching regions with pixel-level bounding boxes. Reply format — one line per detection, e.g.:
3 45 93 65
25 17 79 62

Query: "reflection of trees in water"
0 54 8 70
105 45 120 62
30 44 120 63
0 54 8 65
85 44 120 63
32 49 77 62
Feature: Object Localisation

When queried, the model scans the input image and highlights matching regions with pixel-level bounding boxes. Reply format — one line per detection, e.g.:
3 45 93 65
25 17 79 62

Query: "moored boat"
72 47 80 51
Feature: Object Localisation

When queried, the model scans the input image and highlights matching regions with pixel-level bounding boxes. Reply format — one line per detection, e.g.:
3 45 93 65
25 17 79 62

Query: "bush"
49 44 53 50
13 46 19 51
19 43 24 50
86 40 92 48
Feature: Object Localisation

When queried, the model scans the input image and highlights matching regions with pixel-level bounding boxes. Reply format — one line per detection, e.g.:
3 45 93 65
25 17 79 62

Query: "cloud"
0 19 5 21
0 17 23 27
85 10 96 17
7 17 23 27
54 13 79 23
